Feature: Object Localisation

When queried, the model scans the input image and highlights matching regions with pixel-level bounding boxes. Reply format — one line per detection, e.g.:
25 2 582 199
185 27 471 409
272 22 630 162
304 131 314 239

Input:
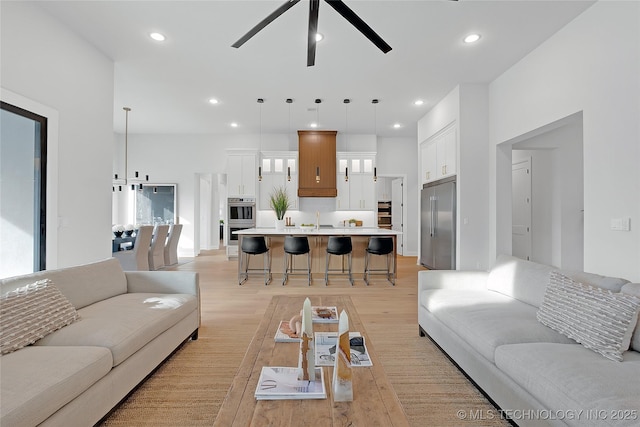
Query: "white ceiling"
37 0 595 138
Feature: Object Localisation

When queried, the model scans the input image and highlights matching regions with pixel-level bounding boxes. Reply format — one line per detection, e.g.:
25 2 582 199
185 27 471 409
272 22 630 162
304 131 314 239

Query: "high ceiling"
37 0 595 137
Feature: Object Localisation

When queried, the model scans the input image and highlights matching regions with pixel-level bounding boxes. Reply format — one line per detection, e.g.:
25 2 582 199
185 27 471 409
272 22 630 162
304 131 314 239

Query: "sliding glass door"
0 102 47 277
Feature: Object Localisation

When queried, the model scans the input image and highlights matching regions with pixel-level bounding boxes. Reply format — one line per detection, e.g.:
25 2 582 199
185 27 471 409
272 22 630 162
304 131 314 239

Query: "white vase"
275 219 285 230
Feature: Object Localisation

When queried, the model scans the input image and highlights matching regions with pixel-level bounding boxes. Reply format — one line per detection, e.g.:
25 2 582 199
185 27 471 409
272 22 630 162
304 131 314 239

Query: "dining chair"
163 224 183 266
113 225 153 271
148 224 170 270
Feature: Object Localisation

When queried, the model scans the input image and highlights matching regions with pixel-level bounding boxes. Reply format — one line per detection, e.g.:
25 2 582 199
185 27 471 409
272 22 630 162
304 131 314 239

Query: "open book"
254 367 326 400
314 331 372 367
274 320 300 343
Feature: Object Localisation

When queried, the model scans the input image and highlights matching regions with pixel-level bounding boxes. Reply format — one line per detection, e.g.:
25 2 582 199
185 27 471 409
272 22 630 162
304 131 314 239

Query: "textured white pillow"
0 279 78 354
537 272 640 362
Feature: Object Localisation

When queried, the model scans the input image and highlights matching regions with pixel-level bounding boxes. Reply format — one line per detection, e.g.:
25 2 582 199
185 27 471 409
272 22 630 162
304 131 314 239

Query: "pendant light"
286 98 293 181
315 98 321 183
344 99 350 182
372 99 378 182
258 98 263 182
113 107 149 191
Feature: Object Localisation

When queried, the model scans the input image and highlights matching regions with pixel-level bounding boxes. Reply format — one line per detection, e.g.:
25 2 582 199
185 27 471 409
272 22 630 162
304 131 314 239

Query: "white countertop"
234 227 402 236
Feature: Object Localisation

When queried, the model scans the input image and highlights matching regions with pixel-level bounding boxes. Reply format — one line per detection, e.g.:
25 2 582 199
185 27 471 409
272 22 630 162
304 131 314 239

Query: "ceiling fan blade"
324 0 392 54
232 0 301 48
307 0 320 66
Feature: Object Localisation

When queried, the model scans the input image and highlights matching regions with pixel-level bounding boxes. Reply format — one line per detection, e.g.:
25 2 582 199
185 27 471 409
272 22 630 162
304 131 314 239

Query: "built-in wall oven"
227 197 256 246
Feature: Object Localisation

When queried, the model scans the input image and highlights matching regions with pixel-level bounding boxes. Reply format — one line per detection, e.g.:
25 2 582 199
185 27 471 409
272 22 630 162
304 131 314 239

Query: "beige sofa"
0 258 200 427
418 255 640 427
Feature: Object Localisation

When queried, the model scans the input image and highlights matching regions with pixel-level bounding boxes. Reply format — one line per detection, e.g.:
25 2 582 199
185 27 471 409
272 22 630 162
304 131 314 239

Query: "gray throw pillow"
537 272 640 362
0 279 78 354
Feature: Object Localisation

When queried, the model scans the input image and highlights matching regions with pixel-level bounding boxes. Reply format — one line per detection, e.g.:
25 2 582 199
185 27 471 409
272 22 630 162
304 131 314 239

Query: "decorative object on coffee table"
297 298 316 381
333 310 353 401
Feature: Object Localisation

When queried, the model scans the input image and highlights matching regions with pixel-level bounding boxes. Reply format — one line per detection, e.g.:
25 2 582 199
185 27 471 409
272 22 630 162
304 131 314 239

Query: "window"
0 102 47 276
135 184 176 225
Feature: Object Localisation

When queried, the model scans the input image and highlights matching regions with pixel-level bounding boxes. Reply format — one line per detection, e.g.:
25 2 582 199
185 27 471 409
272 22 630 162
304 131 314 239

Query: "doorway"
500 112 584 270
376 175 406 256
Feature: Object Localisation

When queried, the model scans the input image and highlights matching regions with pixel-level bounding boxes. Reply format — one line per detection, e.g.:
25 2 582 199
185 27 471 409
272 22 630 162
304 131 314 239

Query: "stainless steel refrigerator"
420 177 456 270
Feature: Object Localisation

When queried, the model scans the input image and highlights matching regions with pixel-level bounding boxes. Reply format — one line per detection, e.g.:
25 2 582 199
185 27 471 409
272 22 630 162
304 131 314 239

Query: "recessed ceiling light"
414 100 424 106
230 122 238 128
310 123 318 128
393 123 402 129
464 33 481 44
149 32 166 42
315 33 324 42
208 98 219 105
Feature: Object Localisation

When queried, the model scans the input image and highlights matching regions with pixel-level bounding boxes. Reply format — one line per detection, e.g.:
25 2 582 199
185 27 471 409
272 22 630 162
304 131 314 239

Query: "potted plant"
124 224 135 236
269 186 290 230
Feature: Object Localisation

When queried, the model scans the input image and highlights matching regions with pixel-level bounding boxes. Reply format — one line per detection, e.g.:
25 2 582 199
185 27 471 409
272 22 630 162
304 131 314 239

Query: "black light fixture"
287 98 293 181
344 98 350 182
258 98 264 182
372 99 379 182
113 107 150 191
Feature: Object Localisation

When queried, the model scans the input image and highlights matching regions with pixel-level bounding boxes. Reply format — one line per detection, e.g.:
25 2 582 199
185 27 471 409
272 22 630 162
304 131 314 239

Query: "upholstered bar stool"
282 236 311 286
364 236 395 286
239 236 271 286
324 236 353 286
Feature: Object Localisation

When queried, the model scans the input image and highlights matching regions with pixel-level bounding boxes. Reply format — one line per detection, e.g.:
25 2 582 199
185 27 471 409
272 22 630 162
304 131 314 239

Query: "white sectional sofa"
0 258 200 427
418 255 640 427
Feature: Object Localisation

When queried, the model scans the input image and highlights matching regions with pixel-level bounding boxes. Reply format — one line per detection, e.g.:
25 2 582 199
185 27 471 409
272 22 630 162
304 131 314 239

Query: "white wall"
1 2 114 269
489 1 640 281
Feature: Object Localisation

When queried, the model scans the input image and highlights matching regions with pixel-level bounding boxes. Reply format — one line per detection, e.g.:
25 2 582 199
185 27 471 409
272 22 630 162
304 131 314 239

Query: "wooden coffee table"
213 295 409 426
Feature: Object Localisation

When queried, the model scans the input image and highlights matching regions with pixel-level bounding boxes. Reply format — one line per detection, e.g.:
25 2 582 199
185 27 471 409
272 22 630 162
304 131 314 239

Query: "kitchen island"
234 227 402 285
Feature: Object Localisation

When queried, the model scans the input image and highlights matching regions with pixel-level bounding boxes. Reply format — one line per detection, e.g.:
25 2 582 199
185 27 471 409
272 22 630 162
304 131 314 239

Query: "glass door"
0 102 47 277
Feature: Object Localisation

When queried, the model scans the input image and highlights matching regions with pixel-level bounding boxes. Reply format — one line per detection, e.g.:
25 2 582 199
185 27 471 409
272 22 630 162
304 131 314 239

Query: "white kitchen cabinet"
420 125 456 184
258 153 298 210
227 152 256 197
336 152 376 211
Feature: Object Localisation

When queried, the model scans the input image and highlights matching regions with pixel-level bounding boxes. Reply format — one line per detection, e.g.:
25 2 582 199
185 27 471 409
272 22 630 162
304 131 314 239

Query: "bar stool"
238 236 271 286
325 236 353 286
364 237 395 286
282 236 311 286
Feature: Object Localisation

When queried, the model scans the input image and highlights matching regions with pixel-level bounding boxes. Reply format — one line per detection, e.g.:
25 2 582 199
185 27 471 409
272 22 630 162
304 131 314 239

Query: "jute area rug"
100 322 508 426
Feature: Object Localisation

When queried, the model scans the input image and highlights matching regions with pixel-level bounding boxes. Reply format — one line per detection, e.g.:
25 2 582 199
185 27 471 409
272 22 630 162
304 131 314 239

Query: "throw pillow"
537 272 640 362
0 279 78 354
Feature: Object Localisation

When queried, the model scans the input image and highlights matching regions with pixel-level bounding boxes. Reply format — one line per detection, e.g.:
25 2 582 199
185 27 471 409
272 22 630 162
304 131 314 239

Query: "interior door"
391 178 403 255
512 158 532 261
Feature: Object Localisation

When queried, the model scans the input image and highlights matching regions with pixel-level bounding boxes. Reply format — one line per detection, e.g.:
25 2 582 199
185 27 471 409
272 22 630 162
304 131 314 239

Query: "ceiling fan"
231 0 392 67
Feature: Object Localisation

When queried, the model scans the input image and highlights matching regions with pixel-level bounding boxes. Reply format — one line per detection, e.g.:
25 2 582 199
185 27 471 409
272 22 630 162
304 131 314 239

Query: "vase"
114 231 124 238
275 219 285 231
124 230 134 237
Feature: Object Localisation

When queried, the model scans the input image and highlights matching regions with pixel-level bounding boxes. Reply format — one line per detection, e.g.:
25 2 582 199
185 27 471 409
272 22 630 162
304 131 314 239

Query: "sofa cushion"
622 283 640 351
495 343 640 427
486 254 556 307
0 279 78 354
420 288 575 362
0 258 127 309
0 346 112 427
35 292 198 366
537 272 640 362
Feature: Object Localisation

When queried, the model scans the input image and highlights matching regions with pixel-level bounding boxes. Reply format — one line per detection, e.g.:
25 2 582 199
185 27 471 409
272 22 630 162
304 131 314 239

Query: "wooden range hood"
297 130 337 197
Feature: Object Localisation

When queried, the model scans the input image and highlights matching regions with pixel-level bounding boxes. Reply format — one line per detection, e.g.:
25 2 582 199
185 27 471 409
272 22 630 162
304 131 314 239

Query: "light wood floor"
103 249 508 426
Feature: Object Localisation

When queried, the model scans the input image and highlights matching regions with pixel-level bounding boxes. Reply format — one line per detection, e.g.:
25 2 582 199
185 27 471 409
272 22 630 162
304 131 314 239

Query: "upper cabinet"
420 125 457 184
259 152 299 210
336 153 376 211
298 130 337 197
227 151 256 197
